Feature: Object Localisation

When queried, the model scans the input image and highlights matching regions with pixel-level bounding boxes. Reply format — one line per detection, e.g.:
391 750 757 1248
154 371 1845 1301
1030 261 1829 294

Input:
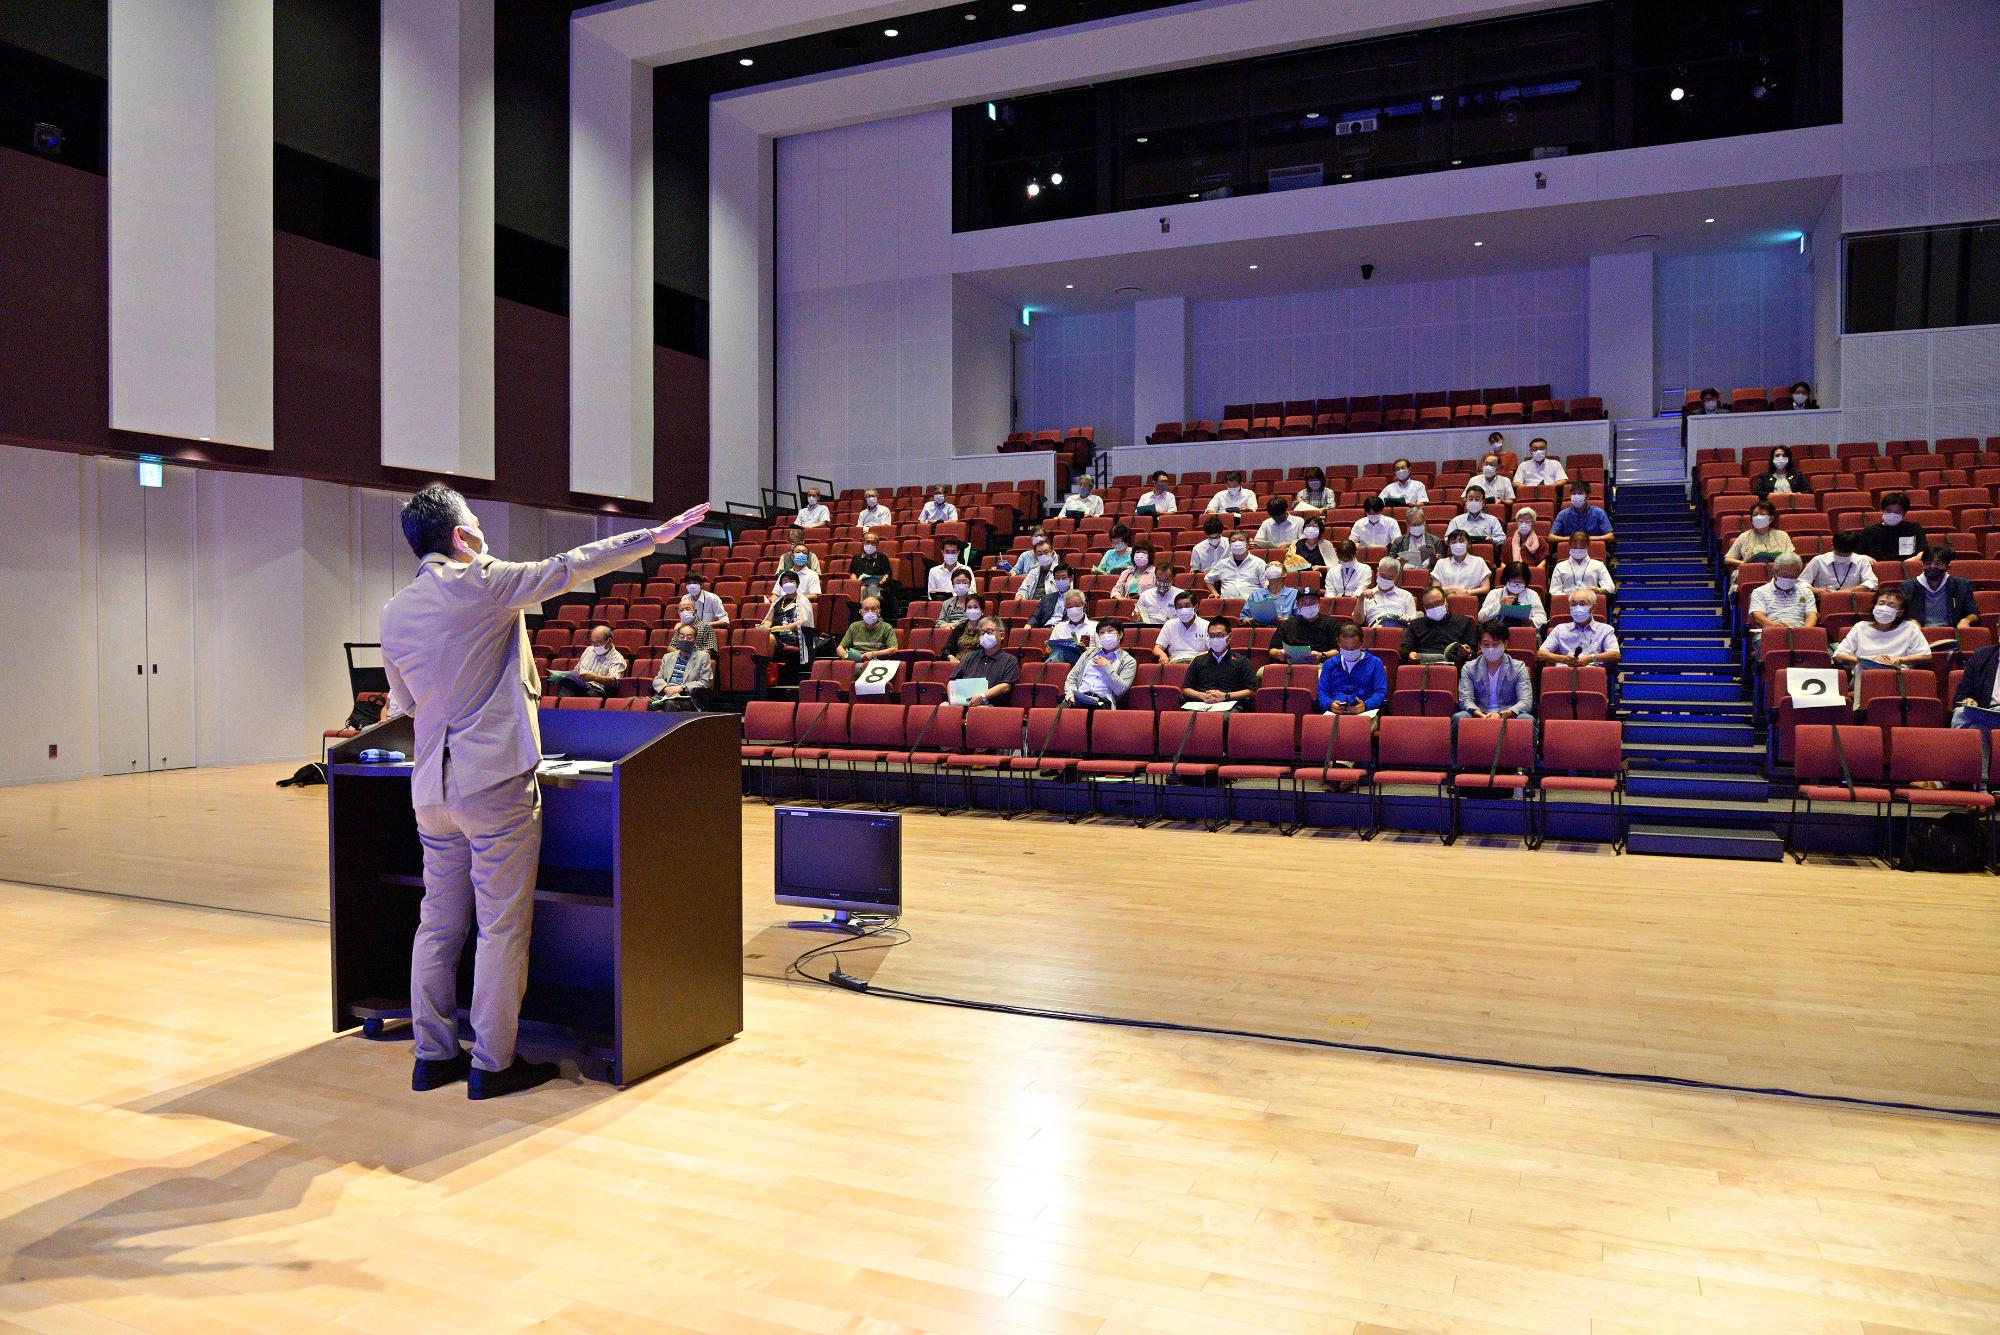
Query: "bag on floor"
1903 812 1983 873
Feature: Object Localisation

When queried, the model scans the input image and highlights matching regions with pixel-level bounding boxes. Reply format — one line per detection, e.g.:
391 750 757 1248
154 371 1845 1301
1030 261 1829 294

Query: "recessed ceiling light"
1450 158 1463 166
1012 2 1027 9
1025 180 1040 198
1248 264 1259 270
738 57 753 66
883 27 899 36
1188 192 1199 199
1704 216 1716 224
1669 86 1686 102
1473 240 1484 247
965 11 976 18
1304 111 1322 120
1340 172 1352 180
1049 171 1063 185
1135 136 1148 144
1064 283 1074 289
1429 93 1444 103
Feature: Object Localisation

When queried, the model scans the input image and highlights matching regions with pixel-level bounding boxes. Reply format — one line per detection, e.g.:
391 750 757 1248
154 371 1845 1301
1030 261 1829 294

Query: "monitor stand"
784 910 865 934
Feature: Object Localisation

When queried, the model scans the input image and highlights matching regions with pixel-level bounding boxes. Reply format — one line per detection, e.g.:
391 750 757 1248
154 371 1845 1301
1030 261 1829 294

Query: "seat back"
792 701 850 748
1157 708 1229 763
1090 710 1157 759
1454 715 1535 772
1226 712 1298 764
1540 719 1622 775
843 702 907 749
1793 724 1886 784
1376 715 1453 769
961 706 1025 754
1025 705 1090 757
1888 726 1984 786
902 702 966 753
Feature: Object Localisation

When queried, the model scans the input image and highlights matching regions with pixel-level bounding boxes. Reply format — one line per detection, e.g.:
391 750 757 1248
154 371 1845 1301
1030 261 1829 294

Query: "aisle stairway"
1609 456 1784 859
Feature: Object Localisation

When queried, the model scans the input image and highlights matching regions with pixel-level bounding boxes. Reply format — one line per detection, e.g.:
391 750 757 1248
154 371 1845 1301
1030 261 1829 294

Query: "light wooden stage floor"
5 879 2000 1335
1 764 1996 1113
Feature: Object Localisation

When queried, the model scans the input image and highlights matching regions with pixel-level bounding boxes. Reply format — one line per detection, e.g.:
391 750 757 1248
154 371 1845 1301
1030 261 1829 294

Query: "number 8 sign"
853 659 903 696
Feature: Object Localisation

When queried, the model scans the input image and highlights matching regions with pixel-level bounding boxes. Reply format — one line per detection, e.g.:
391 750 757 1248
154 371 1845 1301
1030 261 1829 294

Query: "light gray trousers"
410 769 542 1071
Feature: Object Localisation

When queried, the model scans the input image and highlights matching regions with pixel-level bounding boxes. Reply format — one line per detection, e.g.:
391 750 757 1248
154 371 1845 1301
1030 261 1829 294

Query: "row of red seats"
831 480 1046 502
741 701 1621 843
1103 456 1607 486
1694 438 1997 467
1788 725 1995 864
1155 399 1603 442
1681 385 1818 414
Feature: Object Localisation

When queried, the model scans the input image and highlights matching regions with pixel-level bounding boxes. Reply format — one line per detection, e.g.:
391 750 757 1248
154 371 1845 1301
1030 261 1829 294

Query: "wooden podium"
327 709 742 1086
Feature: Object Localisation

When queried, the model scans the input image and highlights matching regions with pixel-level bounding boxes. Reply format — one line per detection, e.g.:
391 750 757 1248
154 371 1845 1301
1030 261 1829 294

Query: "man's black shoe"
411 1050 472 1091
466 1055 560 1100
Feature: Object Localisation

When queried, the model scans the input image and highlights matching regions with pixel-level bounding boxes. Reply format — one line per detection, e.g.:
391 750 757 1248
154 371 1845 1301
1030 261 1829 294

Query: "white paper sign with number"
1785 667 1842 705
853 659 903 696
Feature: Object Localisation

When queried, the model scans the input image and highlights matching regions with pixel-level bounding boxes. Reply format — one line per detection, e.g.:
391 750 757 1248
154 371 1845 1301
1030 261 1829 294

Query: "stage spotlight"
1670 85 1686 102
1026 180 1040 199
1049 171 1063 186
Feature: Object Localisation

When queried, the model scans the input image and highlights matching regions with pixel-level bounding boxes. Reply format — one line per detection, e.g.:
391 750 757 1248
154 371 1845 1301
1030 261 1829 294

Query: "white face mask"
1517 520 1534 533
1304 527 1321 541
932 494 946 505
1482 645 1505 663
979 632 998 651
685 583 702 596
942 553 958 566
1065 607 1085 623
1208 637 1229 654
1395 468 1410 481
862 610 881 625
1773 577 1797 592
1053 579 1071 593
1133 552 1149 567
1505 581 1525 595
863 543 877 555
1751 515 1771 531
1097 632 1121 651
1772 456 1789 469
805 496 819 507
1450 542 1468 557
1230 542 1248 558
864 497 878 507
1298 606 1319 621
1882 512 1903 526
1175 606 1196 623
1532 449 1546 461
1703 399 1719 412
1570 605 1591 622
1036 553 1052 567
1377 575 1396 590
1466 501 1483 515
1792 392 1806 406
1873 603 1899 624
780 582 798 595
953 584 971 597
1307 480 1323 492
1424 604 1448 621
679 610 694 624
1340 648 1363 665
1482 466 1497 479
1570 551 1589 564
1570 496 1587 510
1072 482 1087 494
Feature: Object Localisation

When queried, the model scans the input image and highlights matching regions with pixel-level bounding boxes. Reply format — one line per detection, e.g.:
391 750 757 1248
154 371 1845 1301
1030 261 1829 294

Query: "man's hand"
1092 655 1114 670
649 501 711 546
1203 689 1224 703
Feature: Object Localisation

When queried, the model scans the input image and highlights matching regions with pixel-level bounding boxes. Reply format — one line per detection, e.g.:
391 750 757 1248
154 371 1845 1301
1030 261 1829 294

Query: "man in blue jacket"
1900 545 1979 631
1315 621 1388 716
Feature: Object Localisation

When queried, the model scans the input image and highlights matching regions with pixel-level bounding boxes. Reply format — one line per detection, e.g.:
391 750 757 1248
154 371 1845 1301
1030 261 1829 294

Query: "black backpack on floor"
1903 812 1984 873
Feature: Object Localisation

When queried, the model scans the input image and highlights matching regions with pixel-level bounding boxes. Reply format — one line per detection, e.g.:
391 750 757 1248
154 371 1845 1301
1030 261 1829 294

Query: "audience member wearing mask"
760 572 816 680
1028 563 1074 627
1293 469 1332 515
1724 502 1794 585
938 594 987 658
1152 592 1210 664
1753 448 1812 499
1480 561 1547 630
849 530 898 612
1457 621 1534 721
1063 474 1105 519
1899 545 1978 630
1948 639 2000 734
1128 558 1182 626
1010 527 1050 575
1272 591 1339 661
1502 507 1548 568
1549 537 1616 597
669 600 717 653
1318 540 1366 599
918 488 958 524
1832 588 1931 702
1378 460 1430 506
1063 617 1136 709
951 618 1020 705
678 575 728 625
1111 542 1157 599
1045 590 1097 664
1389 507 1443 571
1692 387 1726 416
926 541 975 597
855 491 892 528
1550 483 1613 539
1315 622 1387 716
1466 455 1515 506
936 575 981 628
1205 535 1271 600
1360 558 1417 627
1189 515 1233 574
1255 498 1303 548
774 542 822 598
1446 488 1504 544
837 595 900 660
1349 496 1403 548
1782 380 1818 411
1483 431 1520 475
792 489 830 529
1094 526 1136 574
1801 532 1877 592
1745 553 1818 651
1137 473 1178 516
647 621 712 712
1513 439 1567 489
1429 534 1493 598
1017 540 1058 600
1401 587 1477 664
1537 591 1620 669
1205 472 1259 515
1855 492 1928 562
1285 519 1337 572
1181 616 1257 709
546 624 627 698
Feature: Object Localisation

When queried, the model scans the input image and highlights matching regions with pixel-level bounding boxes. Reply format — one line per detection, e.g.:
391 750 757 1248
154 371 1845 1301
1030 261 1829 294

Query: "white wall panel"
0 450 96 787
1654 247 1812 404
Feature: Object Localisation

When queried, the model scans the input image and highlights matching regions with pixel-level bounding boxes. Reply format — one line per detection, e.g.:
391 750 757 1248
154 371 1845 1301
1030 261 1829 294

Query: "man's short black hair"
1571 480 1593 496
1097 617 1125 633
1203 515 1225 534
1053 562 1074 576
401 483 468 558
1881 491 1911 511
1478 618 1510 643
1924 544 1956 563
1206 616 1235 632
1528 436 1548 449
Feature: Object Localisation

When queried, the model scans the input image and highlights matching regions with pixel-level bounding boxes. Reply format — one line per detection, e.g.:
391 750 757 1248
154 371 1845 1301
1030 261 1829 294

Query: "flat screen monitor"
773 806 901 918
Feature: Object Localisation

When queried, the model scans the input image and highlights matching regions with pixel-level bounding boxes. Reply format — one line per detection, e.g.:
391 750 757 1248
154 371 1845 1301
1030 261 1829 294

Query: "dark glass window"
1845 223 2000 334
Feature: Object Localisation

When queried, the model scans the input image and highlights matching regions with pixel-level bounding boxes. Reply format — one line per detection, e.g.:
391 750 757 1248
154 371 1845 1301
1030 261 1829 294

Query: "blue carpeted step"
1617 586 1719 605
1621 719 1758 747
1617 695 1753 717
1621 646 1738 669
1620 740 1766 771
1626 768 1771 802
1618 610 1726 632
1627 825 1785 861
1612 542 1709 559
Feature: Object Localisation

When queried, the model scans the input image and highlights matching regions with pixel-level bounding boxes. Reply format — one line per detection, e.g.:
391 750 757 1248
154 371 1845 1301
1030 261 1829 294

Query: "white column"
1132 296 1189 446
1587 251 1655 421
108 0 273 450
380 0 495 479
709 101 772 506
569 26 653 502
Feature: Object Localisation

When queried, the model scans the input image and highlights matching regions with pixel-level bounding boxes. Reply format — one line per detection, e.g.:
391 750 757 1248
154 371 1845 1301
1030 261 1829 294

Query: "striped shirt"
573 643 628 679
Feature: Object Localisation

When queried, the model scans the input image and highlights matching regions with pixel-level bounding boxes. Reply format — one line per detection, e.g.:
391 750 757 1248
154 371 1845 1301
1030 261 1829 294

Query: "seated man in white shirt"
855 489 893 528
918 488 958 524
1430 535 1493 597
1513 438 1567 489
1358 557 1417 627
679 575 729 625
1188 515 1232 574
547 625 628 698
1152 590 1210 663
792 489 830 529
1548 534 1616 597
1205 536 1270 599
775 541 822 598
1537 589 1621 669
926 540 976 597
1135 472 1178 516
1323 539 1372 599
1127 559 1182 625
1349 496 1402 548
1063 618 1136 710
1254 498 1302 548
1045 590 1098 664
1466 455 1515 505
1746 552 1820 650
1379 460 1429 506
1205 472 1258 515
1446 489 1505 544
1800 533 1878 592
1060 474 1105 518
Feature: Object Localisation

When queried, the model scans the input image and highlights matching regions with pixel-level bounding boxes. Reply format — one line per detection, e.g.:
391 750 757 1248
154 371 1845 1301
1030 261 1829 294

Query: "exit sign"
138 459 163 488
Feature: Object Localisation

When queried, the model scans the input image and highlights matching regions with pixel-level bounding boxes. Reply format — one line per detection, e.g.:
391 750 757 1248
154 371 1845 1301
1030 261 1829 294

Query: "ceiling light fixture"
1188 192 1199 199
1704 216 1716 224
1012 2 1027 10
1049 170 1063 185
1248 264 1259 270
883 27 899 37
1340 172 1352 180
1135 136 1148 144
1450 158 1462 166
1473 240 1484 247
738 57 753 66
1064 283 1074 289
1669 85 1686 102
1304 111 1322 120
1026 180 1040 198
